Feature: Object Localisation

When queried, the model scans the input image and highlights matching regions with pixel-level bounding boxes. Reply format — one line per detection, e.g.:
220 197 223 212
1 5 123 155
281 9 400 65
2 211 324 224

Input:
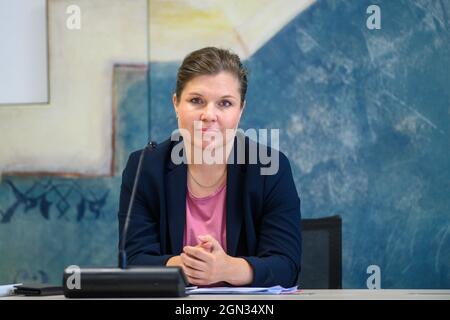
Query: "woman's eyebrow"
186 92 237 99
186 92 204 96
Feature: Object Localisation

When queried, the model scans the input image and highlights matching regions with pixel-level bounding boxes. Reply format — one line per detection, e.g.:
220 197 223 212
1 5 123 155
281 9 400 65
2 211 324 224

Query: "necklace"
188 167 227 189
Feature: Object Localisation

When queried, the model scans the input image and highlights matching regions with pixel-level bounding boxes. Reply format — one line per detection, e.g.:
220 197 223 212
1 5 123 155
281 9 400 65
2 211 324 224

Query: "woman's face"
173 71 244 154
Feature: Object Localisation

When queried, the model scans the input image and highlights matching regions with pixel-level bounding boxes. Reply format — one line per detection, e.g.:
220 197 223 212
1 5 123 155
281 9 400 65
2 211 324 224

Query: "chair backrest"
298 215 342 289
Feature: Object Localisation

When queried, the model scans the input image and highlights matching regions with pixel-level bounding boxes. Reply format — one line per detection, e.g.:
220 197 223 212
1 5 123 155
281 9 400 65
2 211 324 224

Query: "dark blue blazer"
118 133 302 287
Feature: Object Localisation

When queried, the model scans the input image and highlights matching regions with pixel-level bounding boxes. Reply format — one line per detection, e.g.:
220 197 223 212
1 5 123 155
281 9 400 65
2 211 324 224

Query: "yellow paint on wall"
0 0 148 175
148 0 315 61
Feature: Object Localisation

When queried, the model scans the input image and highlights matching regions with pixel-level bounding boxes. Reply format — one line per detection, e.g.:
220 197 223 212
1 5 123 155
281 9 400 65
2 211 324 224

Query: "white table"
2 289 449 300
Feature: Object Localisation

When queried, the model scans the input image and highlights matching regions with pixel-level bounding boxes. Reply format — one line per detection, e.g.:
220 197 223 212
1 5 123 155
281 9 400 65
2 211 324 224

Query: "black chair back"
298 215 342 289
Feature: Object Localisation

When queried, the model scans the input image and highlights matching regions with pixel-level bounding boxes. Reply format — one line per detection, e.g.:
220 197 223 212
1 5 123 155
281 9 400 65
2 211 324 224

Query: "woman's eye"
190 98 203 104
219 100 232 108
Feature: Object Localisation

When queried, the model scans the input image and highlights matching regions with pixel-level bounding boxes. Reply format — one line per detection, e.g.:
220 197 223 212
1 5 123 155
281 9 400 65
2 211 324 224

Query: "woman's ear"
172 93 178 116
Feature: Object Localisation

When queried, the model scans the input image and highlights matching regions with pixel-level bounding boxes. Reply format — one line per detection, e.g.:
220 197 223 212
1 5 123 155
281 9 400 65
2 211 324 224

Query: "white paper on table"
186 285 298 295
0 283 22 297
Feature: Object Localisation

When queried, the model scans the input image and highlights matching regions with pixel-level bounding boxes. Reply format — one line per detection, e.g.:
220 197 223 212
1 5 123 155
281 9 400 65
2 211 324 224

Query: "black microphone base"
63 266 188 298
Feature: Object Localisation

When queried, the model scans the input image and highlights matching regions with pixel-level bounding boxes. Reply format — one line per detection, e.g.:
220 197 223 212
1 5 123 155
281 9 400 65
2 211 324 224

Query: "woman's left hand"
180 234 231 286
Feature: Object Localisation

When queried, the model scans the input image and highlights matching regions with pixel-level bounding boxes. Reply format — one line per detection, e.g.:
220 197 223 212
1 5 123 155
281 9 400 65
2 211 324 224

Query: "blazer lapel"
166 141 187 255
226 133 245 256
225 163 244 256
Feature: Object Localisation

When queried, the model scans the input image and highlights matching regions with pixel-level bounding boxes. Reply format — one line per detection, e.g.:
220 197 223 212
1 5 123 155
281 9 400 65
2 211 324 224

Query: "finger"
194 243 213 254
184 247 212 263
198 241 213 251
198 235 222 252
183 265 205 279
186 270 209 286
185 245 214 263
198 234 218 245
181 252 207 271
188 276 207 286
195 242 212 250
183 246 214 263
185 271 204 286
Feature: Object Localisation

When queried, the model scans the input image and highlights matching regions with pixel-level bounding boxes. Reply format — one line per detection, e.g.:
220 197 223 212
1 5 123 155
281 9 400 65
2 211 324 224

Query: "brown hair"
175 47 248 107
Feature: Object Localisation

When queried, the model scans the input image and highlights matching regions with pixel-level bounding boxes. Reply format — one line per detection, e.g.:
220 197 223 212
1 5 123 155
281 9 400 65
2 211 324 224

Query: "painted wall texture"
0 0 448 288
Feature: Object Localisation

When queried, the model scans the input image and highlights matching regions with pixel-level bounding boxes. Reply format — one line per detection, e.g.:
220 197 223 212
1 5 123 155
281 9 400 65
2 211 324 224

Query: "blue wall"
149 0 450 288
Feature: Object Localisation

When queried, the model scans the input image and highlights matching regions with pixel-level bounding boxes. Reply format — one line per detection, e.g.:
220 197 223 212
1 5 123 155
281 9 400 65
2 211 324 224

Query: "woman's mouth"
200 127 219 132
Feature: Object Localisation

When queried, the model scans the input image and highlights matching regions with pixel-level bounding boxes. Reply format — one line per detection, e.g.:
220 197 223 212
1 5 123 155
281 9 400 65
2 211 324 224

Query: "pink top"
183 182 227 251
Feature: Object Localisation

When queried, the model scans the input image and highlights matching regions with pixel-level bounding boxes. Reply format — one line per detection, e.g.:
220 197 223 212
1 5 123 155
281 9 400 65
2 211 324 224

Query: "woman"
118 47 302 287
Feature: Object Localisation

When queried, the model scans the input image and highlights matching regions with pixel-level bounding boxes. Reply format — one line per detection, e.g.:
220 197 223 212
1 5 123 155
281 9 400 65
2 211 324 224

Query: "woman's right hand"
166 242 213 284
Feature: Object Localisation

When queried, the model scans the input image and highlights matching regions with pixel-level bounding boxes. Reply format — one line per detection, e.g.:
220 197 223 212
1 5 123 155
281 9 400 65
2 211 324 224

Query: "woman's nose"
200 103 217 122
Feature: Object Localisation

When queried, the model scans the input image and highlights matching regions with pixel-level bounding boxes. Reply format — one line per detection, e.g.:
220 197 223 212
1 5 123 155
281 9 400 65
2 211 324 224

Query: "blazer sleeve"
118 151 175 266
242 152 302 287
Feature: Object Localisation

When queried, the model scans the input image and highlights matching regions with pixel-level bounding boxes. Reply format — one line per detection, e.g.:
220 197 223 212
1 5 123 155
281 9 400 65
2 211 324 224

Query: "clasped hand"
166 234 253 286
180 234 230 286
